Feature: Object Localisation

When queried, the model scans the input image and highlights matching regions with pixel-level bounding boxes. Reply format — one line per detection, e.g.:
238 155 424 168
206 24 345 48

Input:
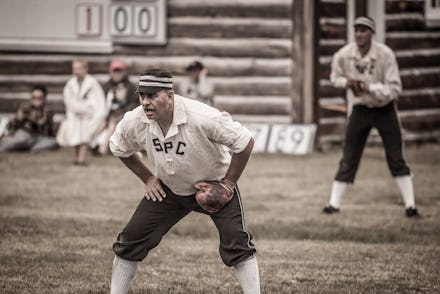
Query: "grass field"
1 145 439 293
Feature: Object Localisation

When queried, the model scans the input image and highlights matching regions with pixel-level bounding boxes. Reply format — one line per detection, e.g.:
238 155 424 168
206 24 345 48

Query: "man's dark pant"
335 101 411 183
113 184 256 267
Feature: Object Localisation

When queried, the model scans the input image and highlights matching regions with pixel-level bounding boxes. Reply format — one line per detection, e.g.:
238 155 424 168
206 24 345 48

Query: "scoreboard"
0 0 167 53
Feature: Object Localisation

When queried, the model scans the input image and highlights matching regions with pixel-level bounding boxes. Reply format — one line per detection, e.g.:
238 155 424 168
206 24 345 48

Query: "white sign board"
425 0 440 27
0 0 167 53
242 123 317 154
242 123 271 153
267 124 316 155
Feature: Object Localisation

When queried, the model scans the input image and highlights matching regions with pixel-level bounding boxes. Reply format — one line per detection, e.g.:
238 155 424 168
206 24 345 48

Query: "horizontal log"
401 68 440 89
0 55 292 77
169 17 292 39
0 98 65 113
395 49 440 68
397 88 440 110
318 87 440 117
319 109 440 136
385 0 424 13
320 19 346 39
319 1 346 18
231 114 291 123
399 109 440 131
319 130 440 146
113 38 292 58
214 95 291 115
213 77 291 96
386 32 440 51
320 48 440 73
319 39 345 56
0 95 293 116
168 0 292 18
0 74 292 97
318 67 440 95
319 105 347 119
318 80 345 97
386 13 427 31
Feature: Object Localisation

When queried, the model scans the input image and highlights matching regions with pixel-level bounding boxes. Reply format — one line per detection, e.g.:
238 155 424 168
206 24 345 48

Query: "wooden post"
312 0 320 126
291 0 316 124
291 0 304 123
356 0 367 17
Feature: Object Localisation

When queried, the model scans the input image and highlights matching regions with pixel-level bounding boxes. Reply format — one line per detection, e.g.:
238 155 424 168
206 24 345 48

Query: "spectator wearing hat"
322 16 420 218
0 85 58 152
56 59 107 165
92 60 137 155
178 60 214 106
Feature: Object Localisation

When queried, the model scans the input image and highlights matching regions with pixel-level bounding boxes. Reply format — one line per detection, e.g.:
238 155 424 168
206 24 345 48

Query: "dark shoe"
90 146 101 157
323 204 340 214
406 207 421 218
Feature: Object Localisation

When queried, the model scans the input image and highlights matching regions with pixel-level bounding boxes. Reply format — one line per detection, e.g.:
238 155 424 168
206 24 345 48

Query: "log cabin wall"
1 0 439 147
0 0 294 124
317 0 440 147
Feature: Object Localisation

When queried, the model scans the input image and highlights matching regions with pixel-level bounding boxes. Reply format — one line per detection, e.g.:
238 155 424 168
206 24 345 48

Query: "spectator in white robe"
56 59 107 165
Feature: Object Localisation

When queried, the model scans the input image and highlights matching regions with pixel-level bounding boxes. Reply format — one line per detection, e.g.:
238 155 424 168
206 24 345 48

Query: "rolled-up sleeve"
330 50 348 89
109 118 142 158
211 112 252 153
368 50 402 102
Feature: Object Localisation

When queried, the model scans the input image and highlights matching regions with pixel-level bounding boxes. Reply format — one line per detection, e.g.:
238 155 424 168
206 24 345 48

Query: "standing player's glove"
346 79 363 96
194 180 234 213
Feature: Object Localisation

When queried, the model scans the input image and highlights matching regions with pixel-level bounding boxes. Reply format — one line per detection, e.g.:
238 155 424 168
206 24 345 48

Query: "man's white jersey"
110 95 252 195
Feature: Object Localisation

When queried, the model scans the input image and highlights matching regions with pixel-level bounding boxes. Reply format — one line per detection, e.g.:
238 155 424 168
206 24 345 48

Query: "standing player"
322 17 420 218
109 69 260 293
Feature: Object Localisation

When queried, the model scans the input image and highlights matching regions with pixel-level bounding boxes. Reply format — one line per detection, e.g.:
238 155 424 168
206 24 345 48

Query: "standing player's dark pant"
335 101 410 183
113 184 256 267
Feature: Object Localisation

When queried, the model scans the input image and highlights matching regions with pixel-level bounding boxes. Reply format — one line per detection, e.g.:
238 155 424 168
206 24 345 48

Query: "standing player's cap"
354 16 375 32
136 68 173 94
109 60 127 72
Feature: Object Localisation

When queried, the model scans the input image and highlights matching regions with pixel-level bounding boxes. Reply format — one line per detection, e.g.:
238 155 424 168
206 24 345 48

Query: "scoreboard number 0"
111 4 156 37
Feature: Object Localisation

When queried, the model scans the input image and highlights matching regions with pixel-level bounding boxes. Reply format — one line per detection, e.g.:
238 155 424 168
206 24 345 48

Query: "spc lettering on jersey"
152 138 186 155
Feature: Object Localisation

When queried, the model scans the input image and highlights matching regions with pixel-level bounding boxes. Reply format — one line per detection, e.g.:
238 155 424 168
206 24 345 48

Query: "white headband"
139 75 172 83
138 81 173 88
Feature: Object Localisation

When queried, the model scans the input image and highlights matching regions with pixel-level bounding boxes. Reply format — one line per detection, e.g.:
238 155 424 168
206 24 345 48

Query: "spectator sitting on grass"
0 85 58 153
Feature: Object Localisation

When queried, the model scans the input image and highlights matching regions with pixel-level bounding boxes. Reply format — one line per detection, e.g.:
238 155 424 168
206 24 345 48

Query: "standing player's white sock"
234 255 260 294
329 181 348 208
395 175 416 208
111 255 139 294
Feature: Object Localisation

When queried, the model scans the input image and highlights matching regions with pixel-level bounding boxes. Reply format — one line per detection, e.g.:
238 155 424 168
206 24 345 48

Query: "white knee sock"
110 255 139 294
395 175 416 208
234 255 260 294
329 181 348 208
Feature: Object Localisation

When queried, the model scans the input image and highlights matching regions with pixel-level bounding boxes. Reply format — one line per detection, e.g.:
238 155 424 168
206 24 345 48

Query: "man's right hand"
144 176 166 202
346 79 363 96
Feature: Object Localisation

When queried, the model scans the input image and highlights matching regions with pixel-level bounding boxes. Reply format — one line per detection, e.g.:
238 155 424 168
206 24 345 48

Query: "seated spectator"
0 85 58 153
56 59 106 165
178 60 214 105
92 60 137 155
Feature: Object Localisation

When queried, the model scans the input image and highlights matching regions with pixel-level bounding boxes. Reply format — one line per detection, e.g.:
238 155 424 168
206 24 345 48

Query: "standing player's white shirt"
330 40 402 108
110 95 252 195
